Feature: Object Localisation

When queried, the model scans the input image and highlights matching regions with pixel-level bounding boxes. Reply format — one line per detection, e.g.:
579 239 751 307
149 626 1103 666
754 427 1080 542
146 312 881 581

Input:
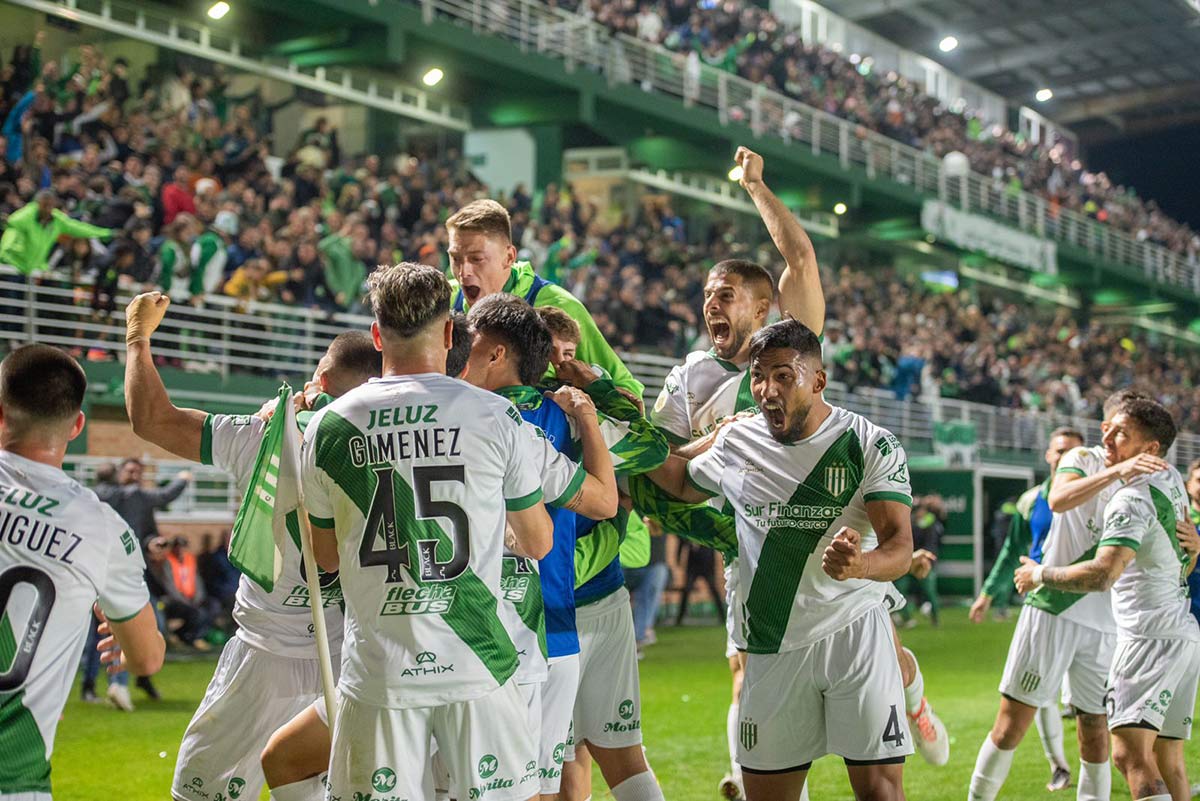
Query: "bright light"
422 67 444 87
938 36 958 52
207 1 230 19
833 202 847 216
1035 88 1053 102
728 165 744 182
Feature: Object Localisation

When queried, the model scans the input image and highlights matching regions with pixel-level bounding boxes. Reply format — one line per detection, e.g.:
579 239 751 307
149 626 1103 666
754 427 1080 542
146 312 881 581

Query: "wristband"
1030 564 1045 589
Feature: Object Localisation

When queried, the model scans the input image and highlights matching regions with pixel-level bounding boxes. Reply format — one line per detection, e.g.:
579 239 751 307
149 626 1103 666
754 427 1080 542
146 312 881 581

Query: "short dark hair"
0 345 86 434
536 306 581 346
1049 426 1084 445
468 294 552 387
710 259 774 301
1120 398 1177 456
446 312 471 378
366 262 450 338
748 319 822 365
325 331 382 382
1103 388 1151 419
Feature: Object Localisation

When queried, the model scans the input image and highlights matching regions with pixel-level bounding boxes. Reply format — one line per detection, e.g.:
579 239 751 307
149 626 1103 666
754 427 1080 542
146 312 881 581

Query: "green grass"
50 608 1200 800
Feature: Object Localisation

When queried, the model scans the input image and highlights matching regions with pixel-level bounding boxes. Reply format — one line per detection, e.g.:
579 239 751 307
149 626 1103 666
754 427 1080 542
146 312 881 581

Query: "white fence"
6 268 1196 471
63 455 239 521
415 0 1200 295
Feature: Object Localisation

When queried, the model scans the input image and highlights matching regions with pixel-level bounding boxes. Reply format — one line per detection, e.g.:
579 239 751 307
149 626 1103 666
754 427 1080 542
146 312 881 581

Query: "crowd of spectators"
1 37 1199 432
550 0 1199 261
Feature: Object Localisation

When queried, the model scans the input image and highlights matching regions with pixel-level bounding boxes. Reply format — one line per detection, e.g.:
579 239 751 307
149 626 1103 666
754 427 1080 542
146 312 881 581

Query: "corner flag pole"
297 508 337 726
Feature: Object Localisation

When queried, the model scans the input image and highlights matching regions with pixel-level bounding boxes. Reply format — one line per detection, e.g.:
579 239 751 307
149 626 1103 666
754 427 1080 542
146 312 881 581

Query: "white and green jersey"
0 451 149 795
300 374 545 709
1027 446 1117 634
652 349 754 446
503 419 586 686
1099 467 1197 641
686 405 912 654
201 413 344 659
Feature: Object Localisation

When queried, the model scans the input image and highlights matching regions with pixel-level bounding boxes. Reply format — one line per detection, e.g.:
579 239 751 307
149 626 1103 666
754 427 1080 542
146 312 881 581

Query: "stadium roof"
817 0 1200 143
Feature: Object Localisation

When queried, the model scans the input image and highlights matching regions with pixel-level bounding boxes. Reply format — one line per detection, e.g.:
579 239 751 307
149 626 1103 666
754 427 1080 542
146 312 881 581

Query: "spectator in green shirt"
0 191 113 275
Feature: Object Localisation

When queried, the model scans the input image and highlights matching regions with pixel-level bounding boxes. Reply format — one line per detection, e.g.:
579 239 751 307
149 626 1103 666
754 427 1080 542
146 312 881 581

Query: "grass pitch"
51 607 1200 800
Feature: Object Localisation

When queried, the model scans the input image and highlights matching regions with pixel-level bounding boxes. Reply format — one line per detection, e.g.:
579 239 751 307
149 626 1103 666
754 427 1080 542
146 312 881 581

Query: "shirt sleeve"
649 364 692 446
586 379 669 476
202 413 267 489
860 426 913 506
685 427 729 498
522 421 585 508
1055 446 1097 478
98 514 151 623
501 407 545 511
300 410 336 529
1099 486 1155 552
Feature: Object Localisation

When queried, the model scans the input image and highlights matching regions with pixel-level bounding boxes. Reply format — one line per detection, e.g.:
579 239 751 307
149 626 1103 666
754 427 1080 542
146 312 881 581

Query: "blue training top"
512 389 583 658
1029 488 1053 564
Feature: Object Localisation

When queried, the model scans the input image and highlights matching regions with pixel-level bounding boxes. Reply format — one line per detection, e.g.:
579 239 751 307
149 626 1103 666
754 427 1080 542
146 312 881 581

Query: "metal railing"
8 0 472 130
414 0 1200 295
64 455 239 520
5 268 1197 468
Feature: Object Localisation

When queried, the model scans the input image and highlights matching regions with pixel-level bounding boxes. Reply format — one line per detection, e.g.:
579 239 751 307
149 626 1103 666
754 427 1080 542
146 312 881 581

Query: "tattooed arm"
1014 546 1135 594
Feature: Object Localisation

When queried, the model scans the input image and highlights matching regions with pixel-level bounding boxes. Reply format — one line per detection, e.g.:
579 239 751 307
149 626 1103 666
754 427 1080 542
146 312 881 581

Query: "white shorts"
570 587 643 753
1108 637 1200 738
725 562 740 659
536 655 580 792
737 605 912 771
172 636 333 801
0 794 50 801
882 581 907 614
327 681 537 801
999 606 1116 715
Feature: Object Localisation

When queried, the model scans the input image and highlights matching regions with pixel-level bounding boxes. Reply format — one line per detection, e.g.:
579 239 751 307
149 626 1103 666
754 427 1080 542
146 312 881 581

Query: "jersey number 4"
882 704 906 748
0 566 56 691
359 465 470 583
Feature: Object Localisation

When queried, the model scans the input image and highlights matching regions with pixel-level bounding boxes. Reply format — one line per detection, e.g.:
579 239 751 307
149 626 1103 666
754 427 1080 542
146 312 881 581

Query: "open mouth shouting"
462 283 483 304
707 315 733 350
761 401 787 433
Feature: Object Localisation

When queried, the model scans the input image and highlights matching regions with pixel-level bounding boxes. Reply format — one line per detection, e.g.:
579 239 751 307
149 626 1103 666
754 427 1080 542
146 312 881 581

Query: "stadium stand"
0 33 1199 437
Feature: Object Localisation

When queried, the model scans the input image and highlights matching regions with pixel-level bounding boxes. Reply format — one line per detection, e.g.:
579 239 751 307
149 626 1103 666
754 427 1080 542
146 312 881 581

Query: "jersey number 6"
360 465 471 583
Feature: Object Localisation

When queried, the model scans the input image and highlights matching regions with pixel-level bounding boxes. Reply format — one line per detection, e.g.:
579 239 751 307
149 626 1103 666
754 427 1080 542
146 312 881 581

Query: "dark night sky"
1084 124 1200 230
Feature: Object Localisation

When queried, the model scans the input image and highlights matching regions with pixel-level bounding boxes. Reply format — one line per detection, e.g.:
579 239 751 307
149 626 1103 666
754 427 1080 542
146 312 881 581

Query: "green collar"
707 349 744 373
495 384 544 410
501 267 518 294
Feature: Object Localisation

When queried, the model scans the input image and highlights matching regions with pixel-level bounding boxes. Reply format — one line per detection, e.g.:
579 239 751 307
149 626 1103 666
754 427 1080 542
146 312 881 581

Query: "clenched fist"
125 291 171 344
822 527 866 581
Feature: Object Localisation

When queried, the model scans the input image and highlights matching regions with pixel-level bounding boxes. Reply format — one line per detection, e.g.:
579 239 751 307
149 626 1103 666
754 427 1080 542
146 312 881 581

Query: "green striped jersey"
1027 445 1117 633
0 451 149 794
686 405 912 654
651 349 753 445
201 412 344 659
1100 467 1197 641
300 374 545 708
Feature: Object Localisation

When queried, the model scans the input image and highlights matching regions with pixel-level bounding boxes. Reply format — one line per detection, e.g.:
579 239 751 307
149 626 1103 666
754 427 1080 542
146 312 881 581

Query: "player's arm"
1175 520 1200 576
735 146 824 335
549 292 645 397
556 359 670 475
506 503 553 560
300 418 340 572
644 453 716 505
1015 546 1134 594
544 386 619 520
1017 487 1146 593
1047 449 1167 512
96 604 165 676
124 292 208 461
308 523 339 573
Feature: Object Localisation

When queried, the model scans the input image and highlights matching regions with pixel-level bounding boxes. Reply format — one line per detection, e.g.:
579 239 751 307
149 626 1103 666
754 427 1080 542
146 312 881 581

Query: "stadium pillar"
531 125 563 187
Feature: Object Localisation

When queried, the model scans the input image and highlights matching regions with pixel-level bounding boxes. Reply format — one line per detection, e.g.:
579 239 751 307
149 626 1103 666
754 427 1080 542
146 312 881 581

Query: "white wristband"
1030 564 1045 589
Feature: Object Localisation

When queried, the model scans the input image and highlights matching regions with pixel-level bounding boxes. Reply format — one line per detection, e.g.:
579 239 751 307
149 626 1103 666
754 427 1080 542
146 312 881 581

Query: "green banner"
910 469 974 595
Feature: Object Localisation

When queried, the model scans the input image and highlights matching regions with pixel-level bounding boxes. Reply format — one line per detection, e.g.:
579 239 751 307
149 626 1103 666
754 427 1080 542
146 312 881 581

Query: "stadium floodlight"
1035 88 1053 102
833 202 848 216
207 1 230 19
728 165 744 182
422 67 444 87
938 36 958 52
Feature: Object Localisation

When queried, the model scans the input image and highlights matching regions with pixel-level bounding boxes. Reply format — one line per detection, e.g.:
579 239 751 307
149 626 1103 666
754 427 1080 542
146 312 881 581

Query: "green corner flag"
229 385 300 592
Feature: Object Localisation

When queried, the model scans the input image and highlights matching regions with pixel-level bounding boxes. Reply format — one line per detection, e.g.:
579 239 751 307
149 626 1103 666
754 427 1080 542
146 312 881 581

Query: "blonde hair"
445 199 512 244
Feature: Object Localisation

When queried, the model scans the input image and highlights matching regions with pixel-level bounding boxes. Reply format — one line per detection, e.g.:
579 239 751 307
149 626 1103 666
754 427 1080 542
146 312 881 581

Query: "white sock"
1077 759 1110 801
902 648 924 715
611 770 664 801
969 736 1016 801
269 777 324 801
1135 796 1172 801
1035 703 1068 771
799 780 810 801
727 701 742 782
